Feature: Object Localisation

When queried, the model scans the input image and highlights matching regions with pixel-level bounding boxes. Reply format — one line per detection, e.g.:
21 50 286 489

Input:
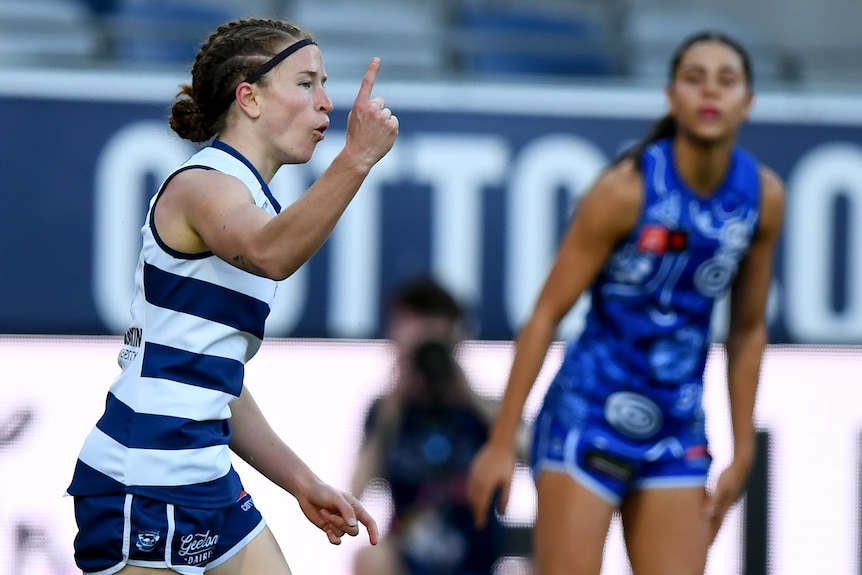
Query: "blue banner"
2 70 861 342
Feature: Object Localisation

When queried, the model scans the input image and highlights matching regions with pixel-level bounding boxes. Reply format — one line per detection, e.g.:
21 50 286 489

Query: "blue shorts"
530 383 712 506
73 490 265 574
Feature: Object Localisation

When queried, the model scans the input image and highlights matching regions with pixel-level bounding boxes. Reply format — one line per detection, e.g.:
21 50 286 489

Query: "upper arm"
155 168 273 276
728 166 786 333
532 160 644 325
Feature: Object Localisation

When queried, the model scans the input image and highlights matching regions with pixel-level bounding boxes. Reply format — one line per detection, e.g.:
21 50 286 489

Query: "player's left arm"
229 385 379 545
706 166 785 539
725 166 785 467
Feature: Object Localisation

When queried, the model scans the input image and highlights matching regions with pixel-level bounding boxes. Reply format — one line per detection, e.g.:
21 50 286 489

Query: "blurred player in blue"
467 31 784 575
66 17 398 575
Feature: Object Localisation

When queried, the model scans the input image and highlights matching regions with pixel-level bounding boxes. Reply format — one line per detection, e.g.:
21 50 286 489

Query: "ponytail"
613 114 677 170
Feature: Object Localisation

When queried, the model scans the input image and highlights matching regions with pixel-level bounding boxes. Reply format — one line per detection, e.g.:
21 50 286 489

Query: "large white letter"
785 142 862 342
311 133 397 338
413 134 510 311
506 135 607 338
93 121 192 333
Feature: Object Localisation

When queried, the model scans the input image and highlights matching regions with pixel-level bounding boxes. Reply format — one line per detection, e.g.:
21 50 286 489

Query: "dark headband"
244 38 317 84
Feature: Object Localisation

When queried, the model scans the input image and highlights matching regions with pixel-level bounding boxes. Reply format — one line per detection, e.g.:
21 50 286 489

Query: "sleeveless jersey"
68 140 282 508
555 138 761 427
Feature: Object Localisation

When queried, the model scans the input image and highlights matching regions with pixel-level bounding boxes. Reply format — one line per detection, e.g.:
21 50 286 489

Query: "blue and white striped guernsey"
68 141 282 508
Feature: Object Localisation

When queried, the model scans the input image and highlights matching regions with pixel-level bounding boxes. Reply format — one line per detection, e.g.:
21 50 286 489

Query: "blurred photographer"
350 277 506 575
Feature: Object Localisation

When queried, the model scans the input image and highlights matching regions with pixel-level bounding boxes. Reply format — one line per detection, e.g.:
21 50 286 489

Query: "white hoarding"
0 337 857 574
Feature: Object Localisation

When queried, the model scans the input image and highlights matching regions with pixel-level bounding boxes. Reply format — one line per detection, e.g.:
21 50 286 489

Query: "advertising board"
0 337 858 574
2 70 861 342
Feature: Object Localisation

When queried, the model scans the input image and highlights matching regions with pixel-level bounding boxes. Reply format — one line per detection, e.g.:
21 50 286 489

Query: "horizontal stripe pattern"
127 442 233 487
144 263 269 340
68 459 126 496
142 305 261 364
69 144 275 509
78 427 234 488
141 342 244 397
142 242 277 304
128 470 242 508
96 393 231 450
69 455 242 509
110 374 233 421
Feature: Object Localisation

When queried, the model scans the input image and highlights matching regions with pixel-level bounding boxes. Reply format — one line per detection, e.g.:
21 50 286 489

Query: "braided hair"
169 18 314 143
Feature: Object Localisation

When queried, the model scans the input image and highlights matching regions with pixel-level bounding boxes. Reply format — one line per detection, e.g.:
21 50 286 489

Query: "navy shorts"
530 384 712 506
73 490 265 574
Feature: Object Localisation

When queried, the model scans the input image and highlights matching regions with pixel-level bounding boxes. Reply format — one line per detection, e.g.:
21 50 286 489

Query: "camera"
410 339 456 406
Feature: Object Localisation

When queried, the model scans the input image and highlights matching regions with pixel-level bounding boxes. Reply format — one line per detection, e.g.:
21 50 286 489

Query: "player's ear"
235 82 261 119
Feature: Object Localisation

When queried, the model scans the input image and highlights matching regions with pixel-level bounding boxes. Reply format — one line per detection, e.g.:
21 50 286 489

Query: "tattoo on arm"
233 255 249 270
232 254 267 277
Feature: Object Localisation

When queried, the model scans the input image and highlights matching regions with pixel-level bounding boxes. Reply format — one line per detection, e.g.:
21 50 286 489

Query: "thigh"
620 487 711 575
207 526 291 575
109 529 286 575
533 469 615 575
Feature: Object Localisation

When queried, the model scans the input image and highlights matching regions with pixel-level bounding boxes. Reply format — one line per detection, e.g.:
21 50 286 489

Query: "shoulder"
602 156 643 187
168 165 249 195
756 164 786 237
589 158 643 203
162 166 255 210
577 158 644 232
758 164 784 196
757 164 785 212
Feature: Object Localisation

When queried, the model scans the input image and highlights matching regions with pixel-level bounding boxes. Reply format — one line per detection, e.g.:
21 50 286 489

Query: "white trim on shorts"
205 518 267 571
127 498 211 575
80 494 134 575
80 493 266 575
534 460 623 507
532 428 623 507
634 476 708 490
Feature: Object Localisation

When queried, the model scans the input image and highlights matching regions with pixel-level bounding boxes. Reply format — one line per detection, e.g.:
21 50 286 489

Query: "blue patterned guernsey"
557 137 760 439
67 141 281 508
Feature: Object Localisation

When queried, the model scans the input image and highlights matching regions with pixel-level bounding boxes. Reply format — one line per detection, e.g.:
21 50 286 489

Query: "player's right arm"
155 58 398 280
467 160 643 528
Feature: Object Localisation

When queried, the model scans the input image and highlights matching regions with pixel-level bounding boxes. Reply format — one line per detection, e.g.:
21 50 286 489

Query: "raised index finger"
354 501 379 545
355 57 380 104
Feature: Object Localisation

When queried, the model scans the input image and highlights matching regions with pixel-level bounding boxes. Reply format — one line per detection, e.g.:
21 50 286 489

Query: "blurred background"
1 0 861 574
1 0 862 87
